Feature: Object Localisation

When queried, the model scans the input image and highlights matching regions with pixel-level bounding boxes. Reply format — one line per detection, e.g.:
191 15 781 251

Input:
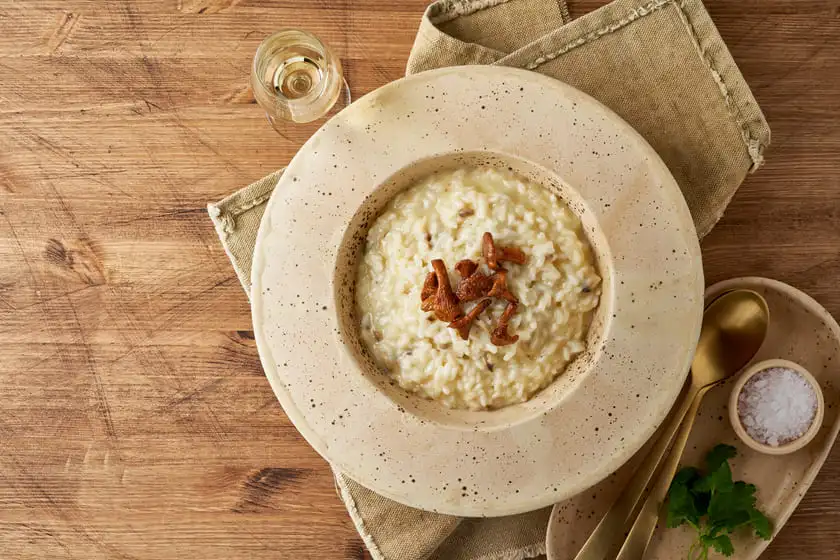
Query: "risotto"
355 167 601 410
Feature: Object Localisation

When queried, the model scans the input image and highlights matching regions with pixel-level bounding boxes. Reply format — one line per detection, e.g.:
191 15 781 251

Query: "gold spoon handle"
614 388 708 560
572 385 700 560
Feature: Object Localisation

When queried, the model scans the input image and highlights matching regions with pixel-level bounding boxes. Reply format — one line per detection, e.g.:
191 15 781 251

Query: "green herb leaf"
693 456 734 495
705 534 735 557
667 466 701 528
666 445 773 560
750 508 773 540
705 444 737 471
671 466 701 488
708 481 756 529
667 475 700 528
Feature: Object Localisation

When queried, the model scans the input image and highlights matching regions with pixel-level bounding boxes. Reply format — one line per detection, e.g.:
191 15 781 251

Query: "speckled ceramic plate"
546 277 840 558
251 65 703 516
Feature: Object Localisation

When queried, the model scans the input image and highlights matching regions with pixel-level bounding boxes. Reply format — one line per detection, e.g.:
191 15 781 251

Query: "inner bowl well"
332 151 615 430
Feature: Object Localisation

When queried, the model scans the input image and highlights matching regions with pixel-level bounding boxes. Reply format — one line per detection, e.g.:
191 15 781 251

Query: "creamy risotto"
355 167 601 410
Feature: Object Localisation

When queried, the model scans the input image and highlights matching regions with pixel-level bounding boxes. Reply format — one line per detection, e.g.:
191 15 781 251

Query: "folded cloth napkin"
208 0 770 558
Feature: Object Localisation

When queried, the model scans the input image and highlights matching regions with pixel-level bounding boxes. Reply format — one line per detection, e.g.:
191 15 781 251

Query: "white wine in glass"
251 29 351 132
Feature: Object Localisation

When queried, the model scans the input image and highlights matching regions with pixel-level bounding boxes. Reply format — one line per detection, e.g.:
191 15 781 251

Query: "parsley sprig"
666 444 772 559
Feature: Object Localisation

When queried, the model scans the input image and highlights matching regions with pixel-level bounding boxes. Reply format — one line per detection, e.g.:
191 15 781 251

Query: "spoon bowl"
692 290 771 389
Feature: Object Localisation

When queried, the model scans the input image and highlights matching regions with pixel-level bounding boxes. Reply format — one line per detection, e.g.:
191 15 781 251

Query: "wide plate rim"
251 65 703 516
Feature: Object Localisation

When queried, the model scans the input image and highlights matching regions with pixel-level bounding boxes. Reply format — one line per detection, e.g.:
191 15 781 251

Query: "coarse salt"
737 367 818 447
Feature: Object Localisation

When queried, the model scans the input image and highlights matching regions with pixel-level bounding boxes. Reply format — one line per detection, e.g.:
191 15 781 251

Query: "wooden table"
1 1 838 558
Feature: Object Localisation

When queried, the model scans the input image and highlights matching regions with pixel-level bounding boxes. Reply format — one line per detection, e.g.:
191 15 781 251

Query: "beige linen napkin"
208 0 770 558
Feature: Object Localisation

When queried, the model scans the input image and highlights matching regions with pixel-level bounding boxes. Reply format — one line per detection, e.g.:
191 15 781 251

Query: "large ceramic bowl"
251 65 703 516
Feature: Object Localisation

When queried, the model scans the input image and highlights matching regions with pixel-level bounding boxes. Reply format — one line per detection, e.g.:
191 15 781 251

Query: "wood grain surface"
0 1 838 558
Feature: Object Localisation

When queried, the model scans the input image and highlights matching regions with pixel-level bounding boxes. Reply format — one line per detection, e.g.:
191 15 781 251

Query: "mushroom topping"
487 269 518 303
454 259 478 279
421 271 438 301
482 232 528 270
454 258 494 302
499 246 527 265
491 302 519 346
456 272 494 302
430 259 463 322
420 271 437 311
448 298 492 340
482 232 498 270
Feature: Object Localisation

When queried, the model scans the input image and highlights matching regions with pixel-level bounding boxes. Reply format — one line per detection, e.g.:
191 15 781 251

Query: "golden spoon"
573 289 769 560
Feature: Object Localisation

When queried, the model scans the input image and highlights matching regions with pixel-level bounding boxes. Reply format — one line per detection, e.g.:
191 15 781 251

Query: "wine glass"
251 29 351 134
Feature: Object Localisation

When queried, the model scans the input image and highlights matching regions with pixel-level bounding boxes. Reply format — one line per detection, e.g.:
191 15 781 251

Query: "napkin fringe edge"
673 0 766 170
430 0 516 24
523 0 671 70
207 203 253 294
558 0 572 24
471 542 546 560
335 472 387 560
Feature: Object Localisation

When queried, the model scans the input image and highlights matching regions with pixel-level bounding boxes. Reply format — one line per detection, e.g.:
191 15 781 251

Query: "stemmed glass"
251 29 351 135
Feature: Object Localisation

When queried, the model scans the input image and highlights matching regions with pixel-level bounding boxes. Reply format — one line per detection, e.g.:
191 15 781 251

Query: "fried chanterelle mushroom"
487 269 518 303
482 232 528 270
491 302 520 346
430 259 463 322
420 271 438 311
454 259 478 279
455 259 495 302
448 298 492 340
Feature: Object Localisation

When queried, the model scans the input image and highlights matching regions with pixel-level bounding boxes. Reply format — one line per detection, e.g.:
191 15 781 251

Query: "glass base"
265 77 351 140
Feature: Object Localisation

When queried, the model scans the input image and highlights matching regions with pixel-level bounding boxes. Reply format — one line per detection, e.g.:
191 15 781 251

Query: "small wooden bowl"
729 358 825 455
